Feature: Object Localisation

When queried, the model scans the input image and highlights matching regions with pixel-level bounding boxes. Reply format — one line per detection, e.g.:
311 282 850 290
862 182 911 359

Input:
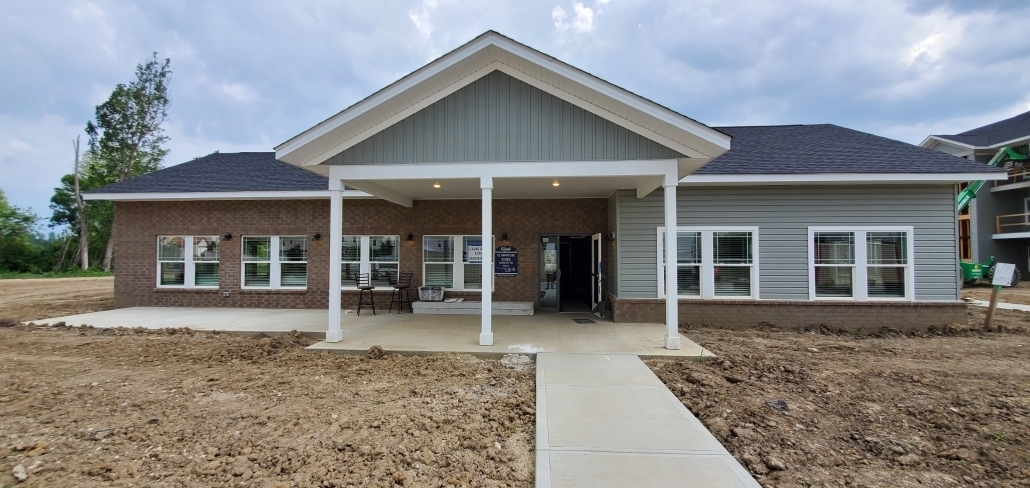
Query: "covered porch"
326 160 691 350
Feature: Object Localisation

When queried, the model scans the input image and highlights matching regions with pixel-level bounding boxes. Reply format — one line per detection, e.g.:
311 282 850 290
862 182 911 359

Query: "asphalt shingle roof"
697 124 1004 175
933 110 1030 147
88 152 328 193
91 125 1002 194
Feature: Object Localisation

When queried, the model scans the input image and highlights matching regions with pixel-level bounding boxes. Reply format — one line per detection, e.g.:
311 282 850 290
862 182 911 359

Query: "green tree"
0 189 39 272
83 52 172 271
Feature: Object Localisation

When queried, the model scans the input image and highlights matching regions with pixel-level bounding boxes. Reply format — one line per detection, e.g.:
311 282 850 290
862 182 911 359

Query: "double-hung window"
242 236 308 289
341 235 401 288
658 227 758 299
157 235 220 288
809 227 913 300
423 235 493 291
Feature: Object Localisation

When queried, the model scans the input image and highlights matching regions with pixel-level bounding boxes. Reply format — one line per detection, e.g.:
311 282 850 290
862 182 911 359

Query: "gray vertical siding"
607 192 619 296
615 185 961 301
327 70 683 164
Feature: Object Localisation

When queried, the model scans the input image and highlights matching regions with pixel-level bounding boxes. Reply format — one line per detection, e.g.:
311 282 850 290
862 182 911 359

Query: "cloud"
3 0 1030 218
552 2 598 33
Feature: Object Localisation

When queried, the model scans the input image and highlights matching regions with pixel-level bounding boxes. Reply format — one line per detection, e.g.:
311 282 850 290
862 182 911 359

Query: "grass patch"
0 269 113 279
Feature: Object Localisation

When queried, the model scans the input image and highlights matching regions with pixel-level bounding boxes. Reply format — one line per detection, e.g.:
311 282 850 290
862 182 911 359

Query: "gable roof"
274 31 731 166
86 152 328 194
695 124 1007 175
929 110 1030 148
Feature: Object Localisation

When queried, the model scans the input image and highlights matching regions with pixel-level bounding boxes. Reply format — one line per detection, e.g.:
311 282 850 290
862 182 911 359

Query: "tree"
0 189 38 272
86 52 171 272
73 136 88 269
49 154 114 269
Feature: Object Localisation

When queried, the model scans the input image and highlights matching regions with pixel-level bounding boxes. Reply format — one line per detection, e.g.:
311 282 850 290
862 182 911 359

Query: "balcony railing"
996 212 1030 235
994 167 1030 188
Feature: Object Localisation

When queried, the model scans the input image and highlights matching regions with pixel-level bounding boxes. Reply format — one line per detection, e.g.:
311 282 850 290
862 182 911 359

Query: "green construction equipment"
956 146 1026 286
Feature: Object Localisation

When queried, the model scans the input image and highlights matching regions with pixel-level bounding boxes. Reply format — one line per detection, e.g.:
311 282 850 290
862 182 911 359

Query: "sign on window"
467 245 483 264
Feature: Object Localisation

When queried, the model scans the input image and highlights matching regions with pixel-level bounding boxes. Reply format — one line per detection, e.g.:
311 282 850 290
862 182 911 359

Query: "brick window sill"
154 288 220 293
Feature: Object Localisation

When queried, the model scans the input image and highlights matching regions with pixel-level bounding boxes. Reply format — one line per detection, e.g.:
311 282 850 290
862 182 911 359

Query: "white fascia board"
274 35 496 158
491 37 731 153
83 190 371 201
994 232 1030 240
278 32 729 165
988 135 1030 149
678 173 1009 185
330 159 678 181
918 135 978 149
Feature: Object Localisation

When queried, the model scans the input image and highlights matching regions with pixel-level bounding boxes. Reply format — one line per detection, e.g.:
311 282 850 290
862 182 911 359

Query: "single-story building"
86 31 1006 349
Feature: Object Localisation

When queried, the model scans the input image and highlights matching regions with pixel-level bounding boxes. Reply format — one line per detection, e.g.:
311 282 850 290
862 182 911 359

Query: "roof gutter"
679 172 1008 185
83 190 372 201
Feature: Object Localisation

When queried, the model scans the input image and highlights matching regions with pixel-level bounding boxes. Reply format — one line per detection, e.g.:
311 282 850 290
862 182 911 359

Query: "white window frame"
156 235 220 289
657 226 760 300
807 226 915 301
340 235 401 289
240 235 308 290
422 234 494 292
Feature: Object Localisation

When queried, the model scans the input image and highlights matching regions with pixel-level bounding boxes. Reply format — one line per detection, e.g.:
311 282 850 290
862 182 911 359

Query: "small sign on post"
984 263 1017 330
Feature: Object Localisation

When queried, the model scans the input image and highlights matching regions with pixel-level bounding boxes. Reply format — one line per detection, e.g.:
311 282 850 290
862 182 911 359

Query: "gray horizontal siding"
328 70 683 164
616 185 960 301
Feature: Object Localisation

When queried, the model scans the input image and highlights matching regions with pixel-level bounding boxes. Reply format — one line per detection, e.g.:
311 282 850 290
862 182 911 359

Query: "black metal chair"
389 272 414 313
355 273 376 316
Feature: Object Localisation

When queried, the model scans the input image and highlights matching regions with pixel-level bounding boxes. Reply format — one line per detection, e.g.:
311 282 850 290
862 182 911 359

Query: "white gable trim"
275 32 730 166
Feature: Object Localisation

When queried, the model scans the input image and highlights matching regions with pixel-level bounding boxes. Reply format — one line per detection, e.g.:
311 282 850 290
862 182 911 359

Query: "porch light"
552 179 560 187
501 232 509 242
407 233 414 241
433 182 441 188
313 232 321 241
223 232 233 241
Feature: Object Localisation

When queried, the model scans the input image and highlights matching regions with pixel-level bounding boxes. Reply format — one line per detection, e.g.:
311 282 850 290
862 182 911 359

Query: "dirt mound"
0 326 535 486
648 318 1030 487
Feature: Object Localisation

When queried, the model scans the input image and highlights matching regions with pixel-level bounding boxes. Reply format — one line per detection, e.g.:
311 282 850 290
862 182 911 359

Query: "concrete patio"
30 307 711 359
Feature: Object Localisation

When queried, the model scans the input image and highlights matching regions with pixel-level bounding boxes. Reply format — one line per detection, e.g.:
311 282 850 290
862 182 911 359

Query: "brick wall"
609 295 967 332
113 197 608 310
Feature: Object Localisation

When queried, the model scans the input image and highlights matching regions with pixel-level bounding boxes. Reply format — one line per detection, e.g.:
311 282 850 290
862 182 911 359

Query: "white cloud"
552 1 597 33
409 0 437 39
220 82 258 103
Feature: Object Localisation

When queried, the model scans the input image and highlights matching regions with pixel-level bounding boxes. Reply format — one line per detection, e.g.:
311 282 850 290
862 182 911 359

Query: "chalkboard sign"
495 246 518 277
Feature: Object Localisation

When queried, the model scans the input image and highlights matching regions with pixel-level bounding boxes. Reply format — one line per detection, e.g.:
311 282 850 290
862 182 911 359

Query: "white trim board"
274 32 730 166
84 190 372 201
679 173 1007 185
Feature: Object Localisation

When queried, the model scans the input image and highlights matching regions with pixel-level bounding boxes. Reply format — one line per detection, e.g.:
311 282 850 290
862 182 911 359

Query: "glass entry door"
538 235 559 311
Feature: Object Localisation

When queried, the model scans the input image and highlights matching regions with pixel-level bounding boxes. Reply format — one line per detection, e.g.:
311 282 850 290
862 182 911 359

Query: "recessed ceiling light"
433 182 441 188
552 179 560 187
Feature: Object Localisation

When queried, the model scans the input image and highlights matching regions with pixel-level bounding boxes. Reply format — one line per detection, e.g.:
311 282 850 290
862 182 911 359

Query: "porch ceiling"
345 175 652 200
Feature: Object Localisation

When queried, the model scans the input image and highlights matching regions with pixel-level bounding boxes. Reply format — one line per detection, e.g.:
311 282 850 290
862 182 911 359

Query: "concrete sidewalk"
969 299 1030 313
536 353 759 488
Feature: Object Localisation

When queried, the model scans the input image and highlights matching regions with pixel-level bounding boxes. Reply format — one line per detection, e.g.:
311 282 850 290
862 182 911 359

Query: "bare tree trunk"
101 232 115 272
73 136 89 270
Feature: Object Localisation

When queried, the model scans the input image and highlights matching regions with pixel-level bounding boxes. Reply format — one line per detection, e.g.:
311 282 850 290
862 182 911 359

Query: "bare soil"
963 281 1030 306
0 279 535 487
648 307 1030 487
0 277 115 321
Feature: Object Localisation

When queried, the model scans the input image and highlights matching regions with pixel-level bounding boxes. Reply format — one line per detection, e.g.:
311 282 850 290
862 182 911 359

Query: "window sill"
239 288 309 293
154 287 220 293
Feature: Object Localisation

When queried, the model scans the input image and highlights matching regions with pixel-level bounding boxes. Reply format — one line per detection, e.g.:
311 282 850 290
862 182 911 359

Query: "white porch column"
326 179 344 343
664 181 681 350
480 176 494 346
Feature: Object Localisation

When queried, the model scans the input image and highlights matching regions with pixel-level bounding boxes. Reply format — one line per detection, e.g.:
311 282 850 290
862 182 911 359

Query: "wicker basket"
418 286 444 302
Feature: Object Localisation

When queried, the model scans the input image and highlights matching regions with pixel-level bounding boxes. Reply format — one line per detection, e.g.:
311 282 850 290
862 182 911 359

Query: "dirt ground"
0 277 115 321
0 279 535 487
648 307 1030 488
0 327 535 487
963 281 1030 306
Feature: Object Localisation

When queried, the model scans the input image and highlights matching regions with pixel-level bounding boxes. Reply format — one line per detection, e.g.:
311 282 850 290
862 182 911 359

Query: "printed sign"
495 246 518 277
992 263 1017 287
467 245 483 264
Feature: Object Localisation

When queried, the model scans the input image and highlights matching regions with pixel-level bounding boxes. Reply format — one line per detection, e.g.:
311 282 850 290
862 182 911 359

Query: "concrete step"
412 301 534 315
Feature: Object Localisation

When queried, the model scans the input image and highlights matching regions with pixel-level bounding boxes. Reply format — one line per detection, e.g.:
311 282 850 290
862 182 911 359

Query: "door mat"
573 318 596 324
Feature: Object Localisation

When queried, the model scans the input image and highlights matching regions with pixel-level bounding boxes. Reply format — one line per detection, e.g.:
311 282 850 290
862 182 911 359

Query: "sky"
2 0 1030 224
